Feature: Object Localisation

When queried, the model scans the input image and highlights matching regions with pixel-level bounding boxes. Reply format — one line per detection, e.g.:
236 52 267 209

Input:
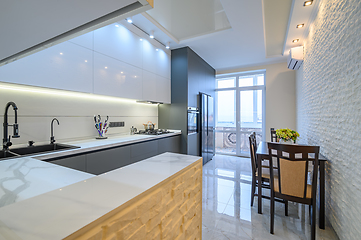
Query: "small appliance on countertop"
135 129 172 135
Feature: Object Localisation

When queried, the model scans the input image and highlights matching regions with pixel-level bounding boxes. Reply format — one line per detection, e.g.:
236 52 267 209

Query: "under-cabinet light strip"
0 83 157 105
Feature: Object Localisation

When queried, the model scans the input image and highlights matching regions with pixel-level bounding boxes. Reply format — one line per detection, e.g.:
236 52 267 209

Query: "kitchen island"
0 151 202 240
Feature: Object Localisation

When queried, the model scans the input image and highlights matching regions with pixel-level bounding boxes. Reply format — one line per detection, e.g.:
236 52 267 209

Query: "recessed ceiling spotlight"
105 66 108 69
60 52 63 55
296 24 305 28
166 42 170 49
140 38 143 41
150 30 154 39
292 39 300 43
85 60 88 62
115 24 119 28
303 1 313 6
156 49 159 51
121 71 123 74
127 17 133 24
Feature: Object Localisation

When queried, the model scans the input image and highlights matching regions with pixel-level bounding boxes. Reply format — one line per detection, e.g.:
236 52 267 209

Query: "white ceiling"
130 0 290 71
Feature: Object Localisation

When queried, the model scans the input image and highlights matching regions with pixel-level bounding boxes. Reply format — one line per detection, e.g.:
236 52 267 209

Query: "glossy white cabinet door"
93 52 142 100
94 25 143 69
142 70 157 102
0 42 93 93
142 39 157 74
68 32 94 50
156 49 171 79
156 76 171 104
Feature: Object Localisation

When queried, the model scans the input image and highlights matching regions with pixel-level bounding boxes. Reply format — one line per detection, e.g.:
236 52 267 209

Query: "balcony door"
215 72 265 157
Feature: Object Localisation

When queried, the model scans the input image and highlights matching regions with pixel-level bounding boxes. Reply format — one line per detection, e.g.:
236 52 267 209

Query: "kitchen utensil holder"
94 115 109 140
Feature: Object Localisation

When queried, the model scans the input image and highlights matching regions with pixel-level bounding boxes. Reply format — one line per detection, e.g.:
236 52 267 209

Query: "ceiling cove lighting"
292 39 300 43
150 30 154 39
296 24 305 28
303 1 313 6
127 17 133 24
166 42 170 49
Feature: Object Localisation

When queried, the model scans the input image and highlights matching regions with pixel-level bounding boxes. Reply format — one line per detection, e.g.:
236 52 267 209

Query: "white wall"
296 0 361 239
217 62 296 141
0 83 158 146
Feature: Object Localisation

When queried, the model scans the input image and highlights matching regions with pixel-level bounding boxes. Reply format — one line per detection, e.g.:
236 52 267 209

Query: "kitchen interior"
0 0 359 239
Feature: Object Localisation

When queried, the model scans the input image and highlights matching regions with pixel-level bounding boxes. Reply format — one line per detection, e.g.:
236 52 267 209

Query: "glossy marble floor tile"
202 154 339 240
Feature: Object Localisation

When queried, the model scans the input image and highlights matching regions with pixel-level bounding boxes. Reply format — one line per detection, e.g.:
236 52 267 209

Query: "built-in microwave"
187 107 199 135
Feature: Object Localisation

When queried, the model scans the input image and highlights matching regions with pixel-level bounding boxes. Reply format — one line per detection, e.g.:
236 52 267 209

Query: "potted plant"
276 128 300 144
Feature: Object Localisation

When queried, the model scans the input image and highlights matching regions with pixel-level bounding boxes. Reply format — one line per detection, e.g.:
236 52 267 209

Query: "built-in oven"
187 107 199 135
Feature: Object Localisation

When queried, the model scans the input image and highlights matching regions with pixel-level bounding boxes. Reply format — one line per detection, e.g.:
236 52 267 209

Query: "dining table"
256 141 327 229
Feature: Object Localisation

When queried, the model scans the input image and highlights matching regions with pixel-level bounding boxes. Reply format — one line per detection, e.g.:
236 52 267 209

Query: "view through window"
215 72 265 156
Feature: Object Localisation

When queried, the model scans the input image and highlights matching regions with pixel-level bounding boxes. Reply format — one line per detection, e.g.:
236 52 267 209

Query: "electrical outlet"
109 122 125 128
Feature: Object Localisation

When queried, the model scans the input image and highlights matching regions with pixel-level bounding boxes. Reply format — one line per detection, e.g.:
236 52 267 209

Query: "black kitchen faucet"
3 101 20 150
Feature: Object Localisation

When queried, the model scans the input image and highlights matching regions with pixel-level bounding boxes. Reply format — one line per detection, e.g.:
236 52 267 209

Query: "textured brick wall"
65 160 202 240
295 0 361 239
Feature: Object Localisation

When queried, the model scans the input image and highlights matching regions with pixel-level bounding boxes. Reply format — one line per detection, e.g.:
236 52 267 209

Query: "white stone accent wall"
296 0 361 239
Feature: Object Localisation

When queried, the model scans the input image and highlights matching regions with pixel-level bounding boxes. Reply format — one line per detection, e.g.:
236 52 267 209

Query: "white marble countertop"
0 152 201 240
35 130 181 161
0 131 182 209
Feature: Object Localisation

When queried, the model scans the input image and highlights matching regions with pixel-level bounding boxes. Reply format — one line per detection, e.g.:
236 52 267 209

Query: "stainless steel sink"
0 143 79 160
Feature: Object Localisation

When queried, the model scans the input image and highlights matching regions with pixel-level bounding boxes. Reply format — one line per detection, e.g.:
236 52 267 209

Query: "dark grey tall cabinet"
158 47 215 156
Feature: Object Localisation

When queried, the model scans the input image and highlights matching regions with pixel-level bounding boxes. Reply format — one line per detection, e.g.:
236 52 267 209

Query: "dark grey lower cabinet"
130 140 159 163
49 135 181 174
86 146 131 175
158 136 181 154
51 155 87 172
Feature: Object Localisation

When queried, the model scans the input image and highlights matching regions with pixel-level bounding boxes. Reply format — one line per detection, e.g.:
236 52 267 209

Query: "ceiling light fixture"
292 39 300 43
127 17 133 24
115 24 119 28
296 24 304 28
303 1 313 6
156 49 159 51
140 38 143 41
150 30 154 39
166 42 170 49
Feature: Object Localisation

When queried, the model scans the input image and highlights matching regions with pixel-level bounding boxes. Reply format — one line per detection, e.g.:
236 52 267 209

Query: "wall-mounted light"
127 17 133 24
150 30 154 39
303 1 313 6
292 39 300 43
166 42 170 49
296 24 305 28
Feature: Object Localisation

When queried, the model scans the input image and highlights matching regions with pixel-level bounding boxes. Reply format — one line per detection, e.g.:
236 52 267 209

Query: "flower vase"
279 139 294 144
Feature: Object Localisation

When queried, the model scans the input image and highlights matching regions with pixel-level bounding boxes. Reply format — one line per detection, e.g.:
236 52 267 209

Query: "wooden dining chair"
249 133 287 215
270 128 277 142
268 143 319 240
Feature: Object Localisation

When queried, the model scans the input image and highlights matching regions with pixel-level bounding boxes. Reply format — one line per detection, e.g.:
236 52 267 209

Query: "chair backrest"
267 142 319 201
249 132 258 173
270 128 277 142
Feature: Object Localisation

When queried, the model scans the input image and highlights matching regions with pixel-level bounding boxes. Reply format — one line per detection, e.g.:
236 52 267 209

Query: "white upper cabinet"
0 42 93 93
94 52 143 100
94 25 143 69
0 22 170 103
0 0 152 65
156 49 171 79
68 32 94 50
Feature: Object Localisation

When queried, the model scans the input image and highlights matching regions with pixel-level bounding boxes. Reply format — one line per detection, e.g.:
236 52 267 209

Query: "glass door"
215 73 265 157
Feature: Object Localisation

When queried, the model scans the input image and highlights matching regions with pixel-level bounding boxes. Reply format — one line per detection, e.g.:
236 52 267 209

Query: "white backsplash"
0 83 158 146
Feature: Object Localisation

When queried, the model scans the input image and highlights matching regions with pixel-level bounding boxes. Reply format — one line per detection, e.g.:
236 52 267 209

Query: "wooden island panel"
65 159 202 240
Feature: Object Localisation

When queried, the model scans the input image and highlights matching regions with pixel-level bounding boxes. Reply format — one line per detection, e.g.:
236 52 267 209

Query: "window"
215 71 265 156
